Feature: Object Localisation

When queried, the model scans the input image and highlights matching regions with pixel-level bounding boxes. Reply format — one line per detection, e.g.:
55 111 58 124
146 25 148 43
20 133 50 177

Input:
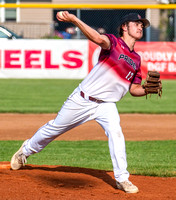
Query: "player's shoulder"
104 34 118 46
105 33 117 39
133 49 141 59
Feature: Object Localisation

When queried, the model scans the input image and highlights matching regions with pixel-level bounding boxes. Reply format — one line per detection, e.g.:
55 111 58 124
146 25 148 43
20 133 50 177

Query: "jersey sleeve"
132 67 142 84
98 34 117 61
104 34 117 50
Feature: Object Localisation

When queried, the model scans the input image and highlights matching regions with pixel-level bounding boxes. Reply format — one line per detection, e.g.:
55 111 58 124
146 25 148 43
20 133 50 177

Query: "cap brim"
137 18 150 28
119 17 150 28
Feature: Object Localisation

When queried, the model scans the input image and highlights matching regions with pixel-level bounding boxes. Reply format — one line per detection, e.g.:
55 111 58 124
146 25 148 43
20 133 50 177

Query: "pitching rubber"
0 161 11 169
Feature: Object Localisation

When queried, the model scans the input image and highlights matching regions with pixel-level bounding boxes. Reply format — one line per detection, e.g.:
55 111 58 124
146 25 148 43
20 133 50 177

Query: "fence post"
1 0 5 22
76 9 81 39
174 9 176 41
16 0 20 22
146 8 151 41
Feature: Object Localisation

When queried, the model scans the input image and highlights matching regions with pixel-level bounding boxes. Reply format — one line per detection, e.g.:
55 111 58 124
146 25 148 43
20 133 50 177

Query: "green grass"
0 79 81 113
1 140 175 177
117 80 176 113
0 79 175 113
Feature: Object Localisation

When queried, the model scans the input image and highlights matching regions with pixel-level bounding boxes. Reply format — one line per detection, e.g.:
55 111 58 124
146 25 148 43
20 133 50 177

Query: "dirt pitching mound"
1 164 176 200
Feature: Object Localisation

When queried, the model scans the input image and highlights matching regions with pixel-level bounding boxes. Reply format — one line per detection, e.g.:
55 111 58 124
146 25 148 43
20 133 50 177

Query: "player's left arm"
129 83 146 97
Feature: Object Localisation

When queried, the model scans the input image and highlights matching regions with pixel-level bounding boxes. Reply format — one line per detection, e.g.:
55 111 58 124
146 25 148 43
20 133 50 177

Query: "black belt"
80 91 104 103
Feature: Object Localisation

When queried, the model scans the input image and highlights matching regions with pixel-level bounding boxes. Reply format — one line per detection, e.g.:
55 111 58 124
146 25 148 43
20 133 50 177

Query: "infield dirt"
0 113 176 200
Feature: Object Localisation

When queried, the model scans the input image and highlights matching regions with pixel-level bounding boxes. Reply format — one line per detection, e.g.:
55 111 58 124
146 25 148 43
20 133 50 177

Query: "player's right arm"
56 11 111 50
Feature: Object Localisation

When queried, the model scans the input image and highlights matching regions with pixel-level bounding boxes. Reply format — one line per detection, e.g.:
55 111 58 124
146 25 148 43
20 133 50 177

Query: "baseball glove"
142 71 162 98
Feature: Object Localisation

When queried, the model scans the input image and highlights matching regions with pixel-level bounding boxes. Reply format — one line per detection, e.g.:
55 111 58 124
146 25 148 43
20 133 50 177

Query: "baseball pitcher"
11 12 161 193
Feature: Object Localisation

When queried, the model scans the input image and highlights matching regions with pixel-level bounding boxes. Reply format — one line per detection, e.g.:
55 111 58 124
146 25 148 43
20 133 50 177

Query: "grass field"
0 140 175 177
0 79 175 177
0 79 175 113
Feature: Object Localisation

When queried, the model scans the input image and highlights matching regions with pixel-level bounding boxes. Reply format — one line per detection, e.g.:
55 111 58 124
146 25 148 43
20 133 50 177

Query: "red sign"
2 50 83 69
135 42 176 79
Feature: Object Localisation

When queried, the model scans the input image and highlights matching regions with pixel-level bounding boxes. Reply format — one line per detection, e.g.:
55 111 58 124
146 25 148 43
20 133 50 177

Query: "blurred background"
1 0 176 41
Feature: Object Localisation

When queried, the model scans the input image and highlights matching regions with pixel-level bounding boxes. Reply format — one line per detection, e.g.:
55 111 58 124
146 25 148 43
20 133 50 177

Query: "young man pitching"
11 12 150 193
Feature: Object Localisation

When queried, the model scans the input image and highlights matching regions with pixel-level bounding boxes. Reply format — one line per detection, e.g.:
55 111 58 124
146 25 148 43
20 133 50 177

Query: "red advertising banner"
89 41 176 79
0 40 88 79
135 42 176 79
1 40 176 79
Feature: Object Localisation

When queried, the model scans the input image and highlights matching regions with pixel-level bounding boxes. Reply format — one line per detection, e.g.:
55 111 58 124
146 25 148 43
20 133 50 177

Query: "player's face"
127 21 144 40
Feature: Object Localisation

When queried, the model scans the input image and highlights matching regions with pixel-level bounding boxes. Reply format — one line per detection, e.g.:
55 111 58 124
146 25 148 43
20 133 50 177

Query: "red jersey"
79 34 142 102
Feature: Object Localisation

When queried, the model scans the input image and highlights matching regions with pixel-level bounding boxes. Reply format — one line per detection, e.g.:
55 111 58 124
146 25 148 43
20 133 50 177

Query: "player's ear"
121 23 128 32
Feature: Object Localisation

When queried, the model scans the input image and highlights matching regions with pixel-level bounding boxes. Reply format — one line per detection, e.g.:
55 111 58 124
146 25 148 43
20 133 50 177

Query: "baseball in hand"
58 11 63 18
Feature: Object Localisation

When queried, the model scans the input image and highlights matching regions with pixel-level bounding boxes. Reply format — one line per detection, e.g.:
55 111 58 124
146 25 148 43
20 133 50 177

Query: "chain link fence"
53 9 176 42
1 4 176 41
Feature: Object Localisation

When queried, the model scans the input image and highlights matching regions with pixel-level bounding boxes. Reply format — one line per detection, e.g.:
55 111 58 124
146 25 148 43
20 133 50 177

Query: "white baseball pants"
23 88 129 182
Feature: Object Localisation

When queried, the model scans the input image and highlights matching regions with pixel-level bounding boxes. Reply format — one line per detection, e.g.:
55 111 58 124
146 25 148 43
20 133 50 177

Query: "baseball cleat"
116 180 139 193
10 140 29 170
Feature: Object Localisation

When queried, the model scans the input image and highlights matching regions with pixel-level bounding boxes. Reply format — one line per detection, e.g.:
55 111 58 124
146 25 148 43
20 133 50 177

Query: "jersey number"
126 71 134 80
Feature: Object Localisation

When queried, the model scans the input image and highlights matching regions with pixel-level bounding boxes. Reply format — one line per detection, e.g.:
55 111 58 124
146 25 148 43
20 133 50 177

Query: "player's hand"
56 11 76 23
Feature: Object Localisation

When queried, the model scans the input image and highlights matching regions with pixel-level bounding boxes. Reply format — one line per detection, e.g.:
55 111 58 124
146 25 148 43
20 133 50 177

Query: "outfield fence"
0 3 176 79
0 3 176 41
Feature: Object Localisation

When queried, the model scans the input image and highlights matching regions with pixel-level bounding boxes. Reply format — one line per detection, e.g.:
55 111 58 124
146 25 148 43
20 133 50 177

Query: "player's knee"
107 127 124 138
